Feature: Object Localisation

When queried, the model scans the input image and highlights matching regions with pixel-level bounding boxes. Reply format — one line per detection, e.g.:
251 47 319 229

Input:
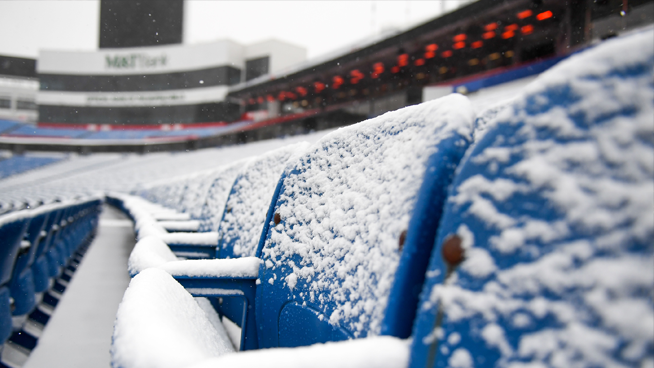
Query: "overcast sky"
0 1 469 61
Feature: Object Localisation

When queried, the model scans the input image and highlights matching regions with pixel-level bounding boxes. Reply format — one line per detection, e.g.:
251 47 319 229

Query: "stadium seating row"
108 30 652 368
0 197 103 367
0 155 66 180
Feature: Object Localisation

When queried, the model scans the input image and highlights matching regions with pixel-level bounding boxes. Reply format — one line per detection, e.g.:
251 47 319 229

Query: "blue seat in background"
409 30 654 368
0 212 30 347
8 209 48 322
30 207 63 294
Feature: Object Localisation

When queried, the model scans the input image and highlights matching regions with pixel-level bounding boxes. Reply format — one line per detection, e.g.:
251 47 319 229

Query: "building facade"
37 40 306 126
0 55 38 123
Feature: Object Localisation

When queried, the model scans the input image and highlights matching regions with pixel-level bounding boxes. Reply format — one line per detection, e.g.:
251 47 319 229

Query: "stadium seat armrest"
159 257 261 279
170 272 260 350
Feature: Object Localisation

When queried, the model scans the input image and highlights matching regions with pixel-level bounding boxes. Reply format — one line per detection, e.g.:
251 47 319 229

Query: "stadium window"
0 97 10 109
245 56 270 82
16 99 37 110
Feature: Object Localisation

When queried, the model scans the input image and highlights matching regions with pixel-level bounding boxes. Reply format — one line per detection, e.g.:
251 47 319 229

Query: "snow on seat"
111 268 235 368
185 335 409 368
255 94 475 348
216 141 310 259
409 30 654 368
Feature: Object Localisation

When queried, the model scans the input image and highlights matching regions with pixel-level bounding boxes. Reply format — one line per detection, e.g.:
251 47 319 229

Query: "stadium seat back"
0 213 30 286
197 161 249 232
0 286 12 344
216 142 310 260
256 95 475 348
409 32 654 368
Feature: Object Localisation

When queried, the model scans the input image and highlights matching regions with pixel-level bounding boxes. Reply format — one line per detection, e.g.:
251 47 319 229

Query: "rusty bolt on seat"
398 229 407 251
441 234 465 268
274 212 281 225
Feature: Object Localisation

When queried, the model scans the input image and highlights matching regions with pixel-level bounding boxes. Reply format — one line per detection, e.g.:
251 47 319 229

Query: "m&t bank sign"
105 53 167 69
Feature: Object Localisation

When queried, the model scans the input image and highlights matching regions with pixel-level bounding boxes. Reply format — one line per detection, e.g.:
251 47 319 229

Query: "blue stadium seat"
0 155 65 180
0 212 30 346
8 209 48 320
31 207 63 294
112 93 477 364
0 120 20 134
409 31 654 368
5 125 89 139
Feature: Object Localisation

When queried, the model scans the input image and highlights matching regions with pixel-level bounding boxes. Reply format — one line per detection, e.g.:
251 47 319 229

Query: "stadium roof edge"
228 0 523 96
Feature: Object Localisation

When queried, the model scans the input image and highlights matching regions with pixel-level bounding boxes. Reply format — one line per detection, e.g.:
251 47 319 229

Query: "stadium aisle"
23 205 134 368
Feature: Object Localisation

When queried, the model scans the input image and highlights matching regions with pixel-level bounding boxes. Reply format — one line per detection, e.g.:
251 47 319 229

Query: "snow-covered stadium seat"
122 142 311 263
409 30 654 368
112 93 476 366
216 141 310 259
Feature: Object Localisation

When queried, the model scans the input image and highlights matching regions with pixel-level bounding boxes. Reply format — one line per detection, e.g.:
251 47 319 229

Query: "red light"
471 41 483 49
397 53 409 67
453 42 465 50
517 9 533 19
414 58 425 66
505 24 519 32
277 92 286 101
287 92 297 99
502 30 515 39
425 51 436 59
332 76 344 89
314 81 325 93
257 96 264 104
484 23 498 31
453 34 467 42
296 86 308 96
248 98 255 105
391 66 400 73
521 25 534 35
442 50 453 58
537 10 553 21
371 62 384 78
425 43 438 52
482 31 495 39
266 94 275 102
350 69 364 84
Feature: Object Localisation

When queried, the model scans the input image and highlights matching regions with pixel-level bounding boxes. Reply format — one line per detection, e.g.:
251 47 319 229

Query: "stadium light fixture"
397 54 409 67
484 23 498 31
482 31 496 39
517 9 533 19
537 10 553 20
521 25 534 35
332 76 344 89
314 81 325 93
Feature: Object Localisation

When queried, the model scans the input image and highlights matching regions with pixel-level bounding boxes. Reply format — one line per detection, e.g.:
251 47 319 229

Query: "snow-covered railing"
110 30 653 368
0 197 103 363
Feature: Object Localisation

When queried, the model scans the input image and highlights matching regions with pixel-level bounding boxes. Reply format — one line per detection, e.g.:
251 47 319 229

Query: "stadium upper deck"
0 0 652 154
